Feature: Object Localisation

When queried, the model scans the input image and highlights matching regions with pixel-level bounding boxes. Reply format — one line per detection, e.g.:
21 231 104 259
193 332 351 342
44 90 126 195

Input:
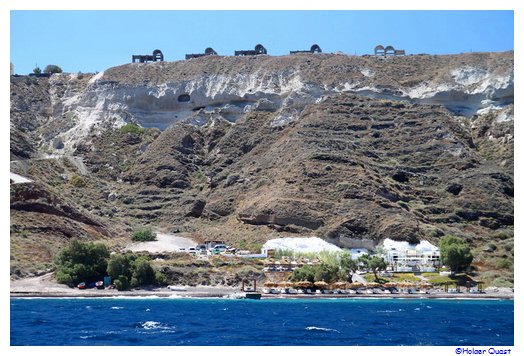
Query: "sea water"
10 298 513 346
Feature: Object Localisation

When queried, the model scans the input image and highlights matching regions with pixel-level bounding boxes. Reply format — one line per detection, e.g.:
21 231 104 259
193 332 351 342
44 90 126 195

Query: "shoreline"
10 290 514 300
10 274 513 300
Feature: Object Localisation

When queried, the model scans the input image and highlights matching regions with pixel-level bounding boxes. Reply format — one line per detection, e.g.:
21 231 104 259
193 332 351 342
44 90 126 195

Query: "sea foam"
306 326 340 333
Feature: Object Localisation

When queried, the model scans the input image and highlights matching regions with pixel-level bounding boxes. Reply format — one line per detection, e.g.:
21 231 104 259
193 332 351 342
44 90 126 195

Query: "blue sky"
10 10 514 74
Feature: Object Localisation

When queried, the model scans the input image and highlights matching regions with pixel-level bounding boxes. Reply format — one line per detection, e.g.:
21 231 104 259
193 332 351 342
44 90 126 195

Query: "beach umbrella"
332 282 348 290
404 282 416 289
383 282 397 288
277 281 288 288
367 282 380 288
263 281 278 288
349 282 364 289
314 281 329 289
296 280 314 288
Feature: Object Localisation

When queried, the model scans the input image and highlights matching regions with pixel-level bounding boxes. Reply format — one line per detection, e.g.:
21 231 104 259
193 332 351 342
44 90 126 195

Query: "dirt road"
125 232 198 253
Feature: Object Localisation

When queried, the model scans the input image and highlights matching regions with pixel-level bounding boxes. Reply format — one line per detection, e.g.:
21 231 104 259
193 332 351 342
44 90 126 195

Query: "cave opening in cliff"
178 94 191 102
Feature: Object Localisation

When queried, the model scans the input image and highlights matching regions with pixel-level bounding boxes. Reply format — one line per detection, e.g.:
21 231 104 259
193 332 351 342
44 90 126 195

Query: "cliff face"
12 52 513 156
10 51 513 283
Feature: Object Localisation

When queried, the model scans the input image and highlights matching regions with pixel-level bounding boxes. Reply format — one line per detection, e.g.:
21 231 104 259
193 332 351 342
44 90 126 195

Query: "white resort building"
261 236 341 256
381 239 440 272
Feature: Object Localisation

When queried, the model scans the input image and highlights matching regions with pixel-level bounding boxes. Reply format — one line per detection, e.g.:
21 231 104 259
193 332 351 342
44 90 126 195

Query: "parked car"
212 244 228 254
188 247 197 254
77 282 86 290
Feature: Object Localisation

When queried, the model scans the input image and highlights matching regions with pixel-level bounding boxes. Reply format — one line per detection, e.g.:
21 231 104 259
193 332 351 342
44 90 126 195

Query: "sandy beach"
10 273 513 300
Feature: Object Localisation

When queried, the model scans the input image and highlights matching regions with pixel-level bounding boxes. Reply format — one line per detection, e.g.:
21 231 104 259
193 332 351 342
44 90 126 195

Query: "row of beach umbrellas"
263 281 434 289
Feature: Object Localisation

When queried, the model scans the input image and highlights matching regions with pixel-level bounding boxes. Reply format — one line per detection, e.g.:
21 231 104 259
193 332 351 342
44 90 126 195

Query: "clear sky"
10 10 514 75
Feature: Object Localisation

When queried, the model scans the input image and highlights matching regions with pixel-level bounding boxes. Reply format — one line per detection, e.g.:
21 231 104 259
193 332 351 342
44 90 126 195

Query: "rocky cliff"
10 51 513 284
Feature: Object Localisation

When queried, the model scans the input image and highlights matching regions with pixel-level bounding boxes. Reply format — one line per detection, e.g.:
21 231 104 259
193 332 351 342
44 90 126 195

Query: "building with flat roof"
381 239 440 272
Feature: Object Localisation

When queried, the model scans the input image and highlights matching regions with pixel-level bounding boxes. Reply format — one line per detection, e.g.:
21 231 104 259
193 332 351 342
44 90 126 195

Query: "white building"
381 239 440 272
261 237 341 256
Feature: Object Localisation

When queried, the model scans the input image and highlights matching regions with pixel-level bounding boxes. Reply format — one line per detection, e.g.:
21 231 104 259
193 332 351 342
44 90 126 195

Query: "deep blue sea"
10 297 513 346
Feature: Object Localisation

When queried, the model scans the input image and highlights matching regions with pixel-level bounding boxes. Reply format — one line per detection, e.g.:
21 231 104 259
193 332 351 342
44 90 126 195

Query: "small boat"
95 281 104 289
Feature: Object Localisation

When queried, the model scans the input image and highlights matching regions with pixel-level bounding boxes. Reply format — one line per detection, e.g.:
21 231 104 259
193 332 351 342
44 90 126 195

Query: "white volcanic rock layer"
36 53 513 154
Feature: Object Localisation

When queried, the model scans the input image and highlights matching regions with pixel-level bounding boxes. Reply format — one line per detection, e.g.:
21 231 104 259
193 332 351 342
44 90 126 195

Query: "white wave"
111 306 124 310
305 326 340 333
141 321 174 331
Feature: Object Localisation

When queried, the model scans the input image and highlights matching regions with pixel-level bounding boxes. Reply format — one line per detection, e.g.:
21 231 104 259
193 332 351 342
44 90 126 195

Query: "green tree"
107 253 135 281
114 276 130 291
367 256 387 282
439 235 473 272
54 240 110 286
33 66 41 75
339 252 358 282
314 263 339 283
43 64 63 74
358 254 371 269
290 265 316 283
132 257 157 286
132 227 157 242
107 253 163 290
